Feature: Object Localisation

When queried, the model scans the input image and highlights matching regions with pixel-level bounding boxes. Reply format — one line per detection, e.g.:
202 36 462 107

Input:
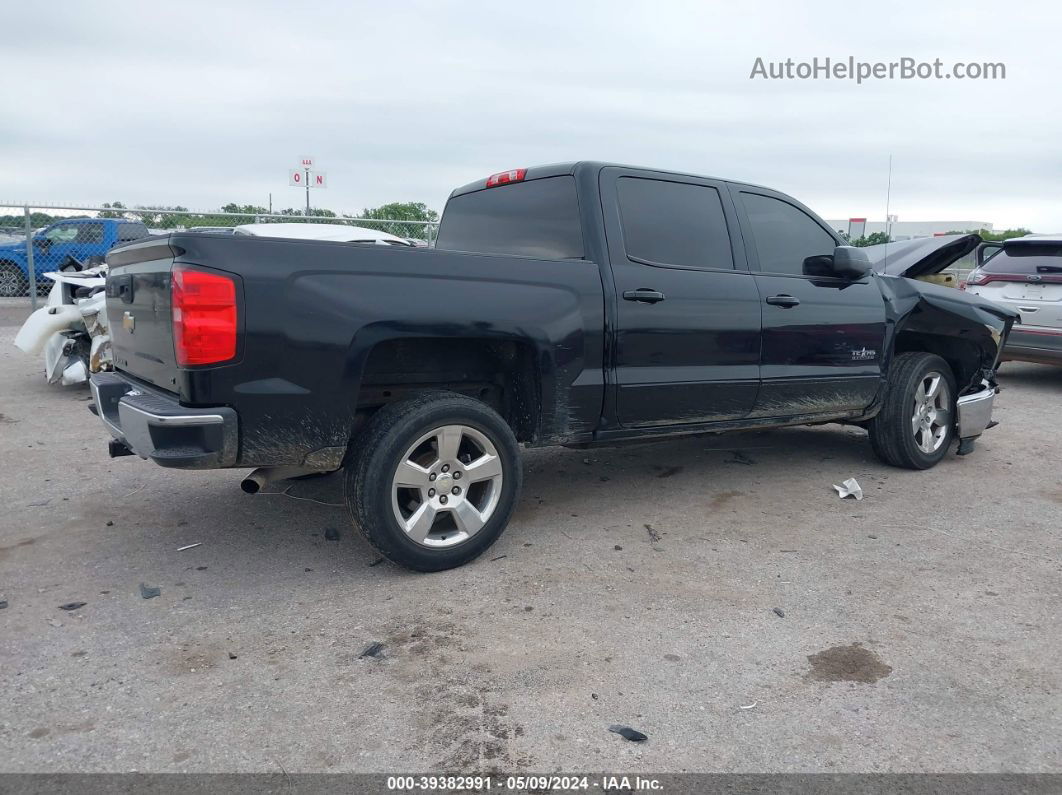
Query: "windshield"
436 176 584 260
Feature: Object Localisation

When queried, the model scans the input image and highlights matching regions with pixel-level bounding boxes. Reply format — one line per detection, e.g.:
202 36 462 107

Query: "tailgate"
105 237 180 391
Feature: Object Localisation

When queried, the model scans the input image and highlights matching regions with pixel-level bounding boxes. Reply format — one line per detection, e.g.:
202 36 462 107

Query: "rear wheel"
0 261 25 297
868 352 956 469
345 391 522 571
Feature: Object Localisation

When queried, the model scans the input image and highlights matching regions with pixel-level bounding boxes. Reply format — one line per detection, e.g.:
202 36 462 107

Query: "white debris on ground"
832 478 864 500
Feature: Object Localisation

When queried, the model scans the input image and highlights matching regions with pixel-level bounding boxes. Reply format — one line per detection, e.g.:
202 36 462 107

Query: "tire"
868 352 957 469
0 261 26 298
344 391 522 571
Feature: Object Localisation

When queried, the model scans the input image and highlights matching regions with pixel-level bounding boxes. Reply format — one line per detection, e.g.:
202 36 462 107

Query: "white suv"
965 235 1062 365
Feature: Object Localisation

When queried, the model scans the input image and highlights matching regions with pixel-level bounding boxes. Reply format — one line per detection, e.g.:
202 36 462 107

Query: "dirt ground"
1 298 1059 773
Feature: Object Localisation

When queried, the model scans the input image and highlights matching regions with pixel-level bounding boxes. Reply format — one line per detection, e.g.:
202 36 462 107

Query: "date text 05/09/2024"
386 775 664 791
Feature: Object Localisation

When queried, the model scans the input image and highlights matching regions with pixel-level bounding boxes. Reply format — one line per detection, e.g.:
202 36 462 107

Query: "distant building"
825 219 993 241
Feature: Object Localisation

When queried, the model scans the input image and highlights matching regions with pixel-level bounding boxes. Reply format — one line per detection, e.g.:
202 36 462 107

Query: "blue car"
0 218 150 297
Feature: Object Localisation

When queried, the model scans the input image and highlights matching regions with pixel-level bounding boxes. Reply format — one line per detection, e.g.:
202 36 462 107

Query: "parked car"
965 235 1062 365
14 256 111 385
233 222 415 246
187 226 235 235
0 218 150 297
88 162 1016 571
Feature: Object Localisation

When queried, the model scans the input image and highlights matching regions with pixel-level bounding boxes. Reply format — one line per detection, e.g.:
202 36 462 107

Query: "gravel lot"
1 298 1059 773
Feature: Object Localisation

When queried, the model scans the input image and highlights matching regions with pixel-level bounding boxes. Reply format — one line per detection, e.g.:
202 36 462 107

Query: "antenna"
882 154 893 272
885 154 893 241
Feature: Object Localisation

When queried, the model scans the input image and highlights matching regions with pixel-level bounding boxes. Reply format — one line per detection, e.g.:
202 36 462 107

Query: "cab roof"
448 161 769 198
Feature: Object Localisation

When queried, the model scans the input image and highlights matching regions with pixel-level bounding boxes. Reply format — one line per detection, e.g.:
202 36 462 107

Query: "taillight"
171 265 238 366
485 168 526 188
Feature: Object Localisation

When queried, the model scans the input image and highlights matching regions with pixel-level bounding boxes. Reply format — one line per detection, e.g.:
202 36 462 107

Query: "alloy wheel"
911 371 951 454
390 424 504 548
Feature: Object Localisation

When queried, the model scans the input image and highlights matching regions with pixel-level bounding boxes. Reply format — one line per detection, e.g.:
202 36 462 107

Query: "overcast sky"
2 0 1060 230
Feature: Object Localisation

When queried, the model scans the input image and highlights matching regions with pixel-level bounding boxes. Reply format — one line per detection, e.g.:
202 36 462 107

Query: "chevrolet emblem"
122 311 135 333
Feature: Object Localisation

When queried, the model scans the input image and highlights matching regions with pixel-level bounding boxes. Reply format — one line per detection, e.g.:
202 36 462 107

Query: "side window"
740 192 837 276
75 223 105 244
616 177 734 269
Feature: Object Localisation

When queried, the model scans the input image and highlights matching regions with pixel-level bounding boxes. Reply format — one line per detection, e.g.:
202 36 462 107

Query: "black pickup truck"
90 162 1017 570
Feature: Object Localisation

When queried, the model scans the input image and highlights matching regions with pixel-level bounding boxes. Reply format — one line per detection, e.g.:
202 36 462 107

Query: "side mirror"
36 237 52 248
830 245 872 279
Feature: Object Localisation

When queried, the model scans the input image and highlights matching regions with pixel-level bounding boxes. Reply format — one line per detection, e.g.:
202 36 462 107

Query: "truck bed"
103 232 606 468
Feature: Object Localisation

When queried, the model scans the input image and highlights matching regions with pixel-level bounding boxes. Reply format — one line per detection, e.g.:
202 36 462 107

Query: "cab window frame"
42 223 80 243
735 188 844 280
614 176 738 273
75 223 106 244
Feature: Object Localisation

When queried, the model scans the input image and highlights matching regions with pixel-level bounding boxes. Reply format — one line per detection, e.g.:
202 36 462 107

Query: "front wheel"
0 261 26 298
345 391 522 571
868 352 957 469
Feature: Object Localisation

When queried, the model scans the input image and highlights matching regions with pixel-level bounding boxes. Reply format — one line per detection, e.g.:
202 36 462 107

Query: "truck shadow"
52 423 888 582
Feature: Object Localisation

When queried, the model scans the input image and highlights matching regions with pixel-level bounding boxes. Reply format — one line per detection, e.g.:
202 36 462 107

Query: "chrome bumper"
956 384 996 440
90 372 238 469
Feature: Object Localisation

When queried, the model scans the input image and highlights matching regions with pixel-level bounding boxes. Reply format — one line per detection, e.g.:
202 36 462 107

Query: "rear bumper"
90 371 238 469
1001 324 1062 365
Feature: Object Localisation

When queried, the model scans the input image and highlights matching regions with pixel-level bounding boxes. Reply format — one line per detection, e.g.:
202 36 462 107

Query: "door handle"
623 289 666 304
765 294 800 308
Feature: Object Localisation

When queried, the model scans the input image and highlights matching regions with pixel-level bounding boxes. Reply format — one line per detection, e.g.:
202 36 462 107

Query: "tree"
98 201 127 219
359 201 439 240
129 205 191 229
221 203 269 216
945 227 1032 242
851 231 891 247
0 211 61 229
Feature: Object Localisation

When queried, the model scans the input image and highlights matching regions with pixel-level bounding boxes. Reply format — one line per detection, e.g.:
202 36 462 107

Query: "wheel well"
356 338 540 443
893 330 982 392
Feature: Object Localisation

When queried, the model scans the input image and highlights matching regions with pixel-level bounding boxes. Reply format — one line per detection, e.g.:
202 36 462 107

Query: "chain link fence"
0 204 440 307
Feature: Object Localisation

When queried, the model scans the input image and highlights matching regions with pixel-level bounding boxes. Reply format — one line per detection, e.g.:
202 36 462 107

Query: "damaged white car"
13 260 112 386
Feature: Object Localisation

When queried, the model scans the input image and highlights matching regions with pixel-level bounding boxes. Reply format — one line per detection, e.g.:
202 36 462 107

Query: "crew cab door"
37 221 108 272
731 187 885 418
71 221 109 262
601 168 761 427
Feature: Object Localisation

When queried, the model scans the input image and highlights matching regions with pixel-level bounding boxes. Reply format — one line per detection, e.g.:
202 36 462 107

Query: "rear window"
985 244 1062 274
117 222 150 242
436 176 584 259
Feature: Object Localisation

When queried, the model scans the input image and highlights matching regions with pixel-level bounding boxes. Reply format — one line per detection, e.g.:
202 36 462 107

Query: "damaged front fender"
879 275 1017 394
878 274 1018 448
